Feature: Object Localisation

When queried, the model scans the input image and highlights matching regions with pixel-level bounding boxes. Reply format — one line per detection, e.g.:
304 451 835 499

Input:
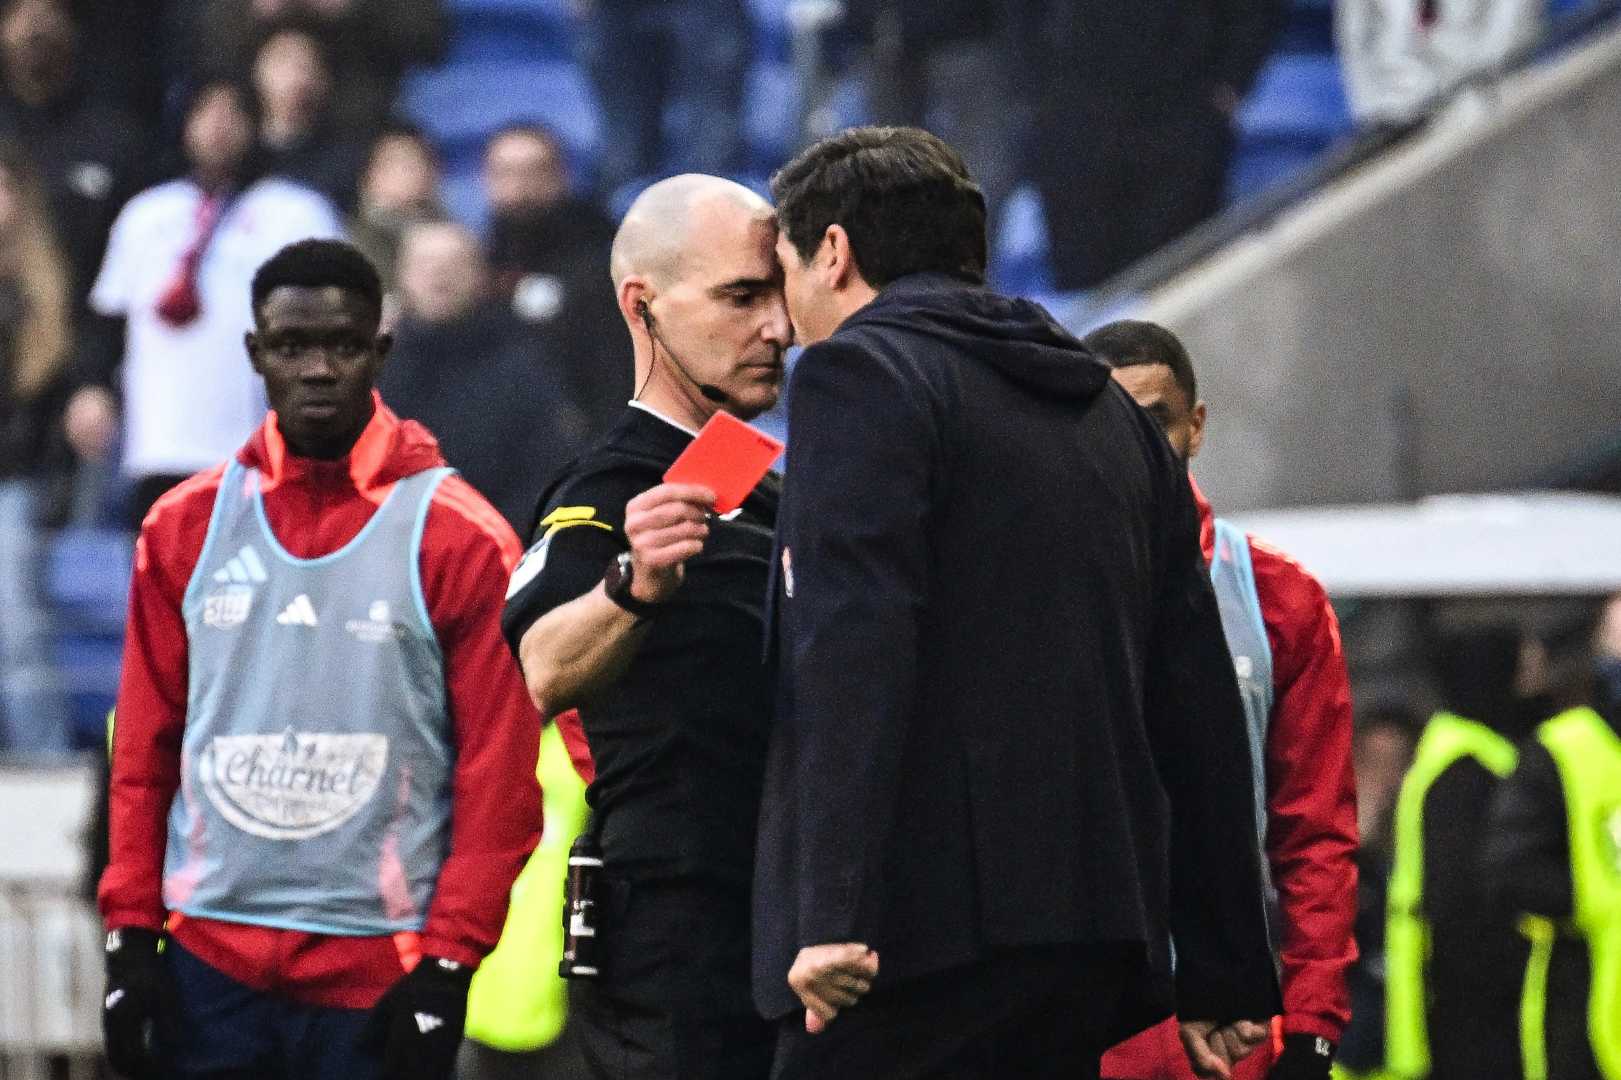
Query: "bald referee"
502 175 791 1080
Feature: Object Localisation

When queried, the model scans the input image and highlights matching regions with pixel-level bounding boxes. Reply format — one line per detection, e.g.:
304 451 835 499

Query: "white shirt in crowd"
89 176 343 480
1336 0 1543 124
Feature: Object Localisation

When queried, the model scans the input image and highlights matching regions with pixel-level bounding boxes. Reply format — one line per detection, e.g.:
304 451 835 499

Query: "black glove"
102 927 171 1080
1269 1034 1335 1080
361 955 474 1080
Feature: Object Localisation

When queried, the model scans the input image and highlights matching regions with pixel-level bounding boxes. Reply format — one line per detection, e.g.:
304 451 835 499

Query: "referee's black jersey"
502 404 779 888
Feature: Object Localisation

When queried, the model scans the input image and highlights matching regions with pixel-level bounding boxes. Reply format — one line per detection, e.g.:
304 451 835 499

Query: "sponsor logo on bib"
203 585 254 629
200 729 388 840
346 600 406 643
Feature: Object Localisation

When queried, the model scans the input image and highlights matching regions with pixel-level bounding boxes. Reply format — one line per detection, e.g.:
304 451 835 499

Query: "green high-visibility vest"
1520 707 1621 1080
1385 712 1520 1080
464 723 590 1052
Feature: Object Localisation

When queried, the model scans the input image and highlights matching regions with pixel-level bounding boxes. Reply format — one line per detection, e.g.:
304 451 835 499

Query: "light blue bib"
168 460 455 936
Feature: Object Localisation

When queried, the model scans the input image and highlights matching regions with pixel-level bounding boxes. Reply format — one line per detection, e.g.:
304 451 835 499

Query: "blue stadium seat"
401 59 601 171
743 60 798 171
47 529 132 636
988 185 1052 298
1229 52 1352 201
45 529 131 750
748 0 794 62
54 632 120 750
1236 53 1352 143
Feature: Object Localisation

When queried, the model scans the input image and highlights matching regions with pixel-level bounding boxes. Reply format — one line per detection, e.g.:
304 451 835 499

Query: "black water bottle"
559 831 605 979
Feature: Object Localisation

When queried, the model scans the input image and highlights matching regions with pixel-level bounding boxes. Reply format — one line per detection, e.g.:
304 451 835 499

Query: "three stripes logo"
203 546 268 629
213 545 268 586
275 594 319 628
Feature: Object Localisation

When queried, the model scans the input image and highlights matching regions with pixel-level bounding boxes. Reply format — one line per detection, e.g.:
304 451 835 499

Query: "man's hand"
787 943 879 1034
1180 1019 1271 1080
360 956 473 1080
1268 1034 1334 1080
103 927 171 1080
623 484 715 604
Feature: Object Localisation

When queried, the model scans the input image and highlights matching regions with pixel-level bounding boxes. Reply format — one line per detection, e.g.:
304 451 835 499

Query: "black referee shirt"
502 405 779 889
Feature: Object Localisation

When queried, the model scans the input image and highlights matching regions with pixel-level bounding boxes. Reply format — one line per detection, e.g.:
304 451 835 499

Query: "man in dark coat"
756 125 1279 1080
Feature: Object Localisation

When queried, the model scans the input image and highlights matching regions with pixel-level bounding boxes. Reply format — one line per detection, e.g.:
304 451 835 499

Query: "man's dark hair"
1081 320 1199 409
770 126 987 289
252 239 383 320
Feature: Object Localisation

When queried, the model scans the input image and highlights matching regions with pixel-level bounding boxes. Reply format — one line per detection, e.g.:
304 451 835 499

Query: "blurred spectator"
250 18 369 211
0 143 73 755
80 78 342 526
484 123 625 434
0 0 144 305
1019 0 1287 291
379 222 591 533
1338 702 1421 1074
71 0 170 130
574 0 750 197
1337 0 1542 125
1598 592 1621 712
850 1 1019 245
193 0 448 134
1482 606 1614 1080
1386 624 1549 1080
349 122 446 295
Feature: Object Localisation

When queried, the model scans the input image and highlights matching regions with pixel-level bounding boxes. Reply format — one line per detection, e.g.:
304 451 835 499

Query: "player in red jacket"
1087 321 1358 1080
98 239 541 1080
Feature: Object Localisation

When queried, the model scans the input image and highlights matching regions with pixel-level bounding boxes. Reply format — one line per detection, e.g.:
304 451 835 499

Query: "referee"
501 175 790 1080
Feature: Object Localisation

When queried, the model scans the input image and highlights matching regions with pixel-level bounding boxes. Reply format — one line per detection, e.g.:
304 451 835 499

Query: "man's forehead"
258 286 374 326
681 206 779 282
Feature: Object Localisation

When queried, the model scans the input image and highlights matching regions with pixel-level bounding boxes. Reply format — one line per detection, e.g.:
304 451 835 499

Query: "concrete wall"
1141 27 1621 512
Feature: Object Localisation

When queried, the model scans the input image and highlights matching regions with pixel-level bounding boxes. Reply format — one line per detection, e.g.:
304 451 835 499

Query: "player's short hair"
1081 320 1199 409
251 239 383 321
771 126 986 289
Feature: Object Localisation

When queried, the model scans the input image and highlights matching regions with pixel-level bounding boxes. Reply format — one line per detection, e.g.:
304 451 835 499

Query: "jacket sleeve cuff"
1282 1014 1345 1041
418 935 483 970
101 908 168 935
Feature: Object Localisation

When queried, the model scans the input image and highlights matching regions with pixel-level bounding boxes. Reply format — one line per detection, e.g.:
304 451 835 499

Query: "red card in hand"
663 411 784 515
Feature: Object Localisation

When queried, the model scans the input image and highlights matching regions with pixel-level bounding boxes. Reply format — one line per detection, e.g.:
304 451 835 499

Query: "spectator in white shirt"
80 77 342 525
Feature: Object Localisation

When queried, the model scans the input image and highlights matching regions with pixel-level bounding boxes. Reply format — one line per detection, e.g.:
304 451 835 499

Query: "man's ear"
617 277 652 329
371 332 393 379
823 225 856 290
244 331 263 374
1186 400 1208 461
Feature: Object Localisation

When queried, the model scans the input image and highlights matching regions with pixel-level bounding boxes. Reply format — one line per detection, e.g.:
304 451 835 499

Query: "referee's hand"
624 484 716 603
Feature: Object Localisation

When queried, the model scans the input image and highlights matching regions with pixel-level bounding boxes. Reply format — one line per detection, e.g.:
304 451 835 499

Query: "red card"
663 412 784 514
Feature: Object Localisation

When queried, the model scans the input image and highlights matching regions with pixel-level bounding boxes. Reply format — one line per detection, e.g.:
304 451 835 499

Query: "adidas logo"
213 545 268 585
275 594 319 627
414 1012 444 1035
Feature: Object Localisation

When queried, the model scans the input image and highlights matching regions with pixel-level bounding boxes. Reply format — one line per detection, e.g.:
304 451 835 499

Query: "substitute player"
1089 321 1358 1080
99 239 541 1080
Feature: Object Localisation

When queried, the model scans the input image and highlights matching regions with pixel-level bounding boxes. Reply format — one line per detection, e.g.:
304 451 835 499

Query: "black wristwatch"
604 551 664 620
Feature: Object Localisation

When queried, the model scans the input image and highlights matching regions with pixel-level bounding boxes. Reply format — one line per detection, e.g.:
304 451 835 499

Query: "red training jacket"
1104 480 1358 1078
99 396 542 1009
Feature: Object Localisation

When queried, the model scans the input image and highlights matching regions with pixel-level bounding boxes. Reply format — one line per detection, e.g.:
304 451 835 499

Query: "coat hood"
838 273 1113 402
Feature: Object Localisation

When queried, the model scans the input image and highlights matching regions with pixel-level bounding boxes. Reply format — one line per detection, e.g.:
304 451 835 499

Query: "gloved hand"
361 955 474 1080
1268 1034 1335 1080
102 927 171 1080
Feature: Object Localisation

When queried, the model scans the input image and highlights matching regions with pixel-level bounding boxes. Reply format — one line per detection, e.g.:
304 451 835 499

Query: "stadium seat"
743 60 799 171
44 529 131 750
46 530 131 637
401 59 601 172
1229 52 1353 201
